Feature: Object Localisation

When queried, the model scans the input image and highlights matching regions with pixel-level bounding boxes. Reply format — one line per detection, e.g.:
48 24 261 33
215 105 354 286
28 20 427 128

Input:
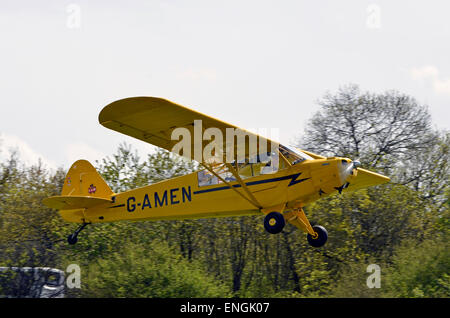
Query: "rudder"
62 160 113 198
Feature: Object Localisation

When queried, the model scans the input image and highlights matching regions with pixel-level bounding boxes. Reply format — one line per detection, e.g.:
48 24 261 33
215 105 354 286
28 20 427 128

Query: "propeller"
336 159 361 194
340 159 360 176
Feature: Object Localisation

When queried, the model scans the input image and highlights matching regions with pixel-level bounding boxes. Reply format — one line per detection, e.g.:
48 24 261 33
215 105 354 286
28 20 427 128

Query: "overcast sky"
1 0 449 170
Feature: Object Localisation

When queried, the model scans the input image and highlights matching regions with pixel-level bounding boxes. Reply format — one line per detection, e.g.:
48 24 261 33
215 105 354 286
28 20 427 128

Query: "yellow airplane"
43 97 390 246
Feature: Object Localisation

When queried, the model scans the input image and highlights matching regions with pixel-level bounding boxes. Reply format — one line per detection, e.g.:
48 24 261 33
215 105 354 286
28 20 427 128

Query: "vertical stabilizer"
62 160 113 198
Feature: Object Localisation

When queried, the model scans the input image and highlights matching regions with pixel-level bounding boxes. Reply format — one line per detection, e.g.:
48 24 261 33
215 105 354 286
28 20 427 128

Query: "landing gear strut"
263 208 328 248
67 222 89 245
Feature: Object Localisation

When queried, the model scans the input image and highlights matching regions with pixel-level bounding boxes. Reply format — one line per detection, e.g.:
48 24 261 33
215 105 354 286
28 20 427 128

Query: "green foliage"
96 143 197 192
81 240 231 298
1 143 448 298
0 152 69 269
383 237 450 297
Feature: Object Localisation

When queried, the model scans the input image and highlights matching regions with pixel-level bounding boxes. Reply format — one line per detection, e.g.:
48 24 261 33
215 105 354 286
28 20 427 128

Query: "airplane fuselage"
60 157 354 224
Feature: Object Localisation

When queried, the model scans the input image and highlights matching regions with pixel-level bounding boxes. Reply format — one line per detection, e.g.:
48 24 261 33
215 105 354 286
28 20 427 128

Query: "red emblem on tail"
88 184 97 194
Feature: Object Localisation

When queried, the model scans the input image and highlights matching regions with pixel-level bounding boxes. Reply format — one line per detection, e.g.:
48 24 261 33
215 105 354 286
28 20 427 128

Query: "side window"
250 152 283 175
198 167 236 187
198 170 219 187
235 152 286 179
260 152 281 174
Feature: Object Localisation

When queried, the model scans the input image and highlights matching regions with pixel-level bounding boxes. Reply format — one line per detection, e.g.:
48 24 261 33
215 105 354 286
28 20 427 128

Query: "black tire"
264 212 286 234
307 225 328 248
67 234 78 245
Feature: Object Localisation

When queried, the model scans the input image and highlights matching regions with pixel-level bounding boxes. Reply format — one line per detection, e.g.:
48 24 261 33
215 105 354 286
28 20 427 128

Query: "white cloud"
64 142 107 166
433 77 450 95
410 65 439 80
0 133 58 170
410 65 450 95
0 136 108 171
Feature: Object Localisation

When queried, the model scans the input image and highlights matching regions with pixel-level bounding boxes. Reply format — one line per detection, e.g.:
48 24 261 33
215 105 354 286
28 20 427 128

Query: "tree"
0 152 70 297
96 142 197 193
299 84 436 173
383 237 450 297
395 131 449 210
0 153 68 269
306 184 428 258
81 240 231 297
298 84 448 221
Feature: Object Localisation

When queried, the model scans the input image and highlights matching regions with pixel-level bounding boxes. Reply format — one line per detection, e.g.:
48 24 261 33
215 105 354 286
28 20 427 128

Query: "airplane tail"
61 160 113 198
43 160 113 214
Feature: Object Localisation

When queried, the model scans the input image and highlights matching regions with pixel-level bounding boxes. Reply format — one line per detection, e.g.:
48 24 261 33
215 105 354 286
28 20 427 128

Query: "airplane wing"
99 97 323 164
99 97 284 163
99 97 325 209
346 168 390 192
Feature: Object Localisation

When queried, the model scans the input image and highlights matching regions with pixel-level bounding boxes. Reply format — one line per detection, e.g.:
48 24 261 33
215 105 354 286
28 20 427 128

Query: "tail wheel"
67 234 78 245
67 222 89 245
264 212 286 234
307 225 328 247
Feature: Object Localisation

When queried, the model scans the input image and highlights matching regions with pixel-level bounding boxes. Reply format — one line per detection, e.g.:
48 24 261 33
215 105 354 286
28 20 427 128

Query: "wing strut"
224 163 262 209
201 163 262 209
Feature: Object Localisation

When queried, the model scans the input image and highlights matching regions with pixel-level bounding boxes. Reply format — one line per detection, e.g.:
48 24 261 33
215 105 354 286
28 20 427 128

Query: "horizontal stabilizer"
43 195 111 210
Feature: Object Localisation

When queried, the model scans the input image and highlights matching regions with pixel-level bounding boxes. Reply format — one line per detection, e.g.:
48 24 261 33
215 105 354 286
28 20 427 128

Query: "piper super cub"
43 97 390 246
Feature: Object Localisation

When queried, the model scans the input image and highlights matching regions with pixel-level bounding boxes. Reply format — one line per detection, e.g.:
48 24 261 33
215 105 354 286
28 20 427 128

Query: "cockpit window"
279 145 313 165
197 170 220 187
197 145 312 187
197 152 279 187
234 151 280 179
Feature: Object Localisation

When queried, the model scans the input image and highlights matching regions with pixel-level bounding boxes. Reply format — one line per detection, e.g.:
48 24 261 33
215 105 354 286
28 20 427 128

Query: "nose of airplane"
338 158 360 184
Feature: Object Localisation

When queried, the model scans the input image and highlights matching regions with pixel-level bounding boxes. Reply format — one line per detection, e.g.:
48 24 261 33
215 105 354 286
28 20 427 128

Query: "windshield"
279 145 313 164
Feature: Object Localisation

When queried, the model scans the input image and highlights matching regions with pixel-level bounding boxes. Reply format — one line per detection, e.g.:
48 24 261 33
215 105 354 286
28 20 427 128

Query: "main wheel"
67 234 78 245
307 225 328 247
264 212 286 234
